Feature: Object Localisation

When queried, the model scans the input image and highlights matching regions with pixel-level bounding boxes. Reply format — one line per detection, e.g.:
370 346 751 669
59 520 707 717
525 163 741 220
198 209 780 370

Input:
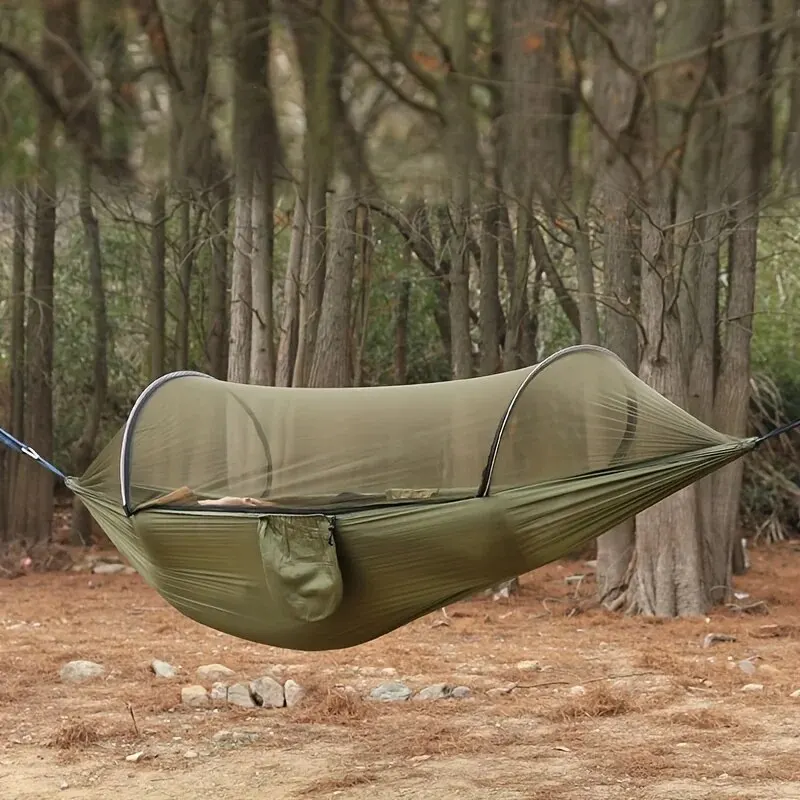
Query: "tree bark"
275 188 307 386
71 161 108 545
711 0 765 595
442 0 475 380
149 186 167 380
207 188 230 379
394 277 411 384
308 175 359 387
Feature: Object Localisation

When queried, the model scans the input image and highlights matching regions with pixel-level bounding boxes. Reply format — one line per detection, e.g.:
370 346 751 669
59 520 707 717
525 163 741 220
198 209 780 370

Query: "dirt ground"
2 541 800 800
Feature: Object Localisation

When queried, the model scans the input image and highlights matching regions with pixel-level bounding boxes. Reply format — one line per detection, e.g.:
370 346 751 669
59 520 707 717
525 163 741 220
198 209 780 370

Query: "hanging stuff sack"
258 515 344 623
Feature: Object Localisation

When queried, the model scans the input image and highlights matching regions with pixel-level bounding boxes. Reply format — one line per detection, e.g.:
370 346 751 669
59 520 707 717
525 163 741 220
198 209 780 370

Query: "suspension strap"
0 426 66 481
753 418 800 447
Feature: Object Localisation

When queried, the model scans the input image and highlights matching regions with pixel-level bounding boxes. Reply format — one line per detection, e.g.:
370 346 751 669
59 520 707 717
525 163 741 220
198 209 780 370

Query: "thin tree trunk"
149 186 167 380
394 278 411 384
442 0 475 380
10 183 26 439
352 205 373 386
228 178 253 383
292 173 327 387
276 188 307 386
175 197 195 371
71 161 108 545
207 186 229 378
711 0 765 595
308 175 359 387
478 196 504 375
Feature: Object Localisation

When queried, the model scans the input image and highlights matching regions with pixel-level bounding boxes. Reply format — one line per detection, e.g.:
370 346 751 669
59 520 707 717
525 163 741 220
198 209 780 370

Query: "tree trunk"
175 197 196 371
149 186 167 380
71 161 108 546
276 188 307 386
711 0 765 594
783 0 800 188
352 205 374 386
623 0 709 616
394 278 411 385
9 7 59 544
207 187 229 379
478 196 504 375
308 175 359 387
442 0 475 380
249 7 277 386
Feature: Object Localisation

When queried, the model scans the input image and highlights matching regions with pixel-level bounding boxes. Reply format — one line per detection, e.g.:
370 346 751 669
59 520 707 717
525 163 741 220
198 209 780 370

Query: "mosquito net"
116 346 733 514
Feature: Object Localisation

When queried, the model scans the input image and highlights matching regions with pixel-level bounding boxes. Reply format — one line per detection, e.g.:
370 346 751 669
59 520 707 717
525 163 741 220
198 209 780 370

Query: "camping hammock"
2 345 798 651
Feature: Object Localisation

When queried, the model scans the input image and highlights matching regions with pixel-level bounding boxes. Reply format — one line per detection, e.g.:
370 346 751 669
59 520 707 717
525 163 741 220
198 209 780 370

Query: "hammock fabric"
40 344 777 651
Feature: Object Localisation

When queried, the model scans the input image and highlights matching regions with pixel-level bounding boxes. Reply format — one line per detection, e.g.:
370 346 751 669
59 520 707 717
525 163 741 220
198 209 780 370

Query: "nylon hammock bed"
3 345 797 652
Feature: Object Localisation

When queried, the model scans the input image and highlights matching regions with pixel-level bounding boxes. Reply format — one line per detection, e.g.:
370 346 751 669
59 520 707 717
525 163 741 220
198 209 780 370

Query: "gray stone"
227 682 256 708
151 659 178 679
790 689 800 698
196 663 235 682
181 685 209 707
250 676 285 708
92 562 127 575
414 683 452 701
515 661 541 672
741 683 764 693
125 751 144 763
737 659 757 676
60 660 105 683
369 682 412 702
210 682 229 701
450 686 471 699
569 685 587 696
183 750 198 759
284 679 305 708
212 729 260 745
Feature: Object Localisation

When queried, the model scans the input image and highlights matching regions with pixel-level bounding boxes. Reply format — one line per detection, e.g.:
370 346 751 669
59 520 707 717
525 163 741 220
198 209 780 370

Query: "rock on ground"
250 676 285 708
284 679 305 707
227 683 256 708
741 683 764 693
60 660 105 683
369 682 412 702
151 659 178 679
181 685 209 707
196 664 235 682
414 683 452 701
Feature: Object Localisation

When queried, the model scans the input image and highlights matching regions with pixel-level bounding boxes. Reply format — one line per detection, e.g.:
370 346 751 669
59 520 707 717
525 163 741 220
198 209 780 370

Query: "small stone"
196 664 235 682
703 633 737 648
450 686 471 699
184 750 198 759
212 729 260 745
60 781 70 790
741 683 764 693
210 682 228 701
369 682 412 702
151 659 178 679
60 660 105 683
92 562 126 575
515 661 542 672
125 751 144 763
380 667 398 677
789 689 800 698
569 685 587 696
737 659 757 676
181 685 209 707
250 676 284 708
284 679 305 708
227 682 256 708
415 683 452 701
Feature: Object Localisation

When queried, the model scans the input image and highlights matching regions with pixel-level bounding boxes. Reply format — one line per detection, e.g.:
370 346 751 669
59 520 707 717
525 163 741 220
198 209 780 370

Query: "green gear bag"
258 515 343 623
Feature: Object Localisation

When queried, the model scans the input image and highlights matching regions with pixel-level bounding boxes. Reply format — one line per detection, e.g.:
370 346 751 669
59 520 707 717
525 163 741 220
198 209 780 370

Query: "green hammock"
6 345 793 651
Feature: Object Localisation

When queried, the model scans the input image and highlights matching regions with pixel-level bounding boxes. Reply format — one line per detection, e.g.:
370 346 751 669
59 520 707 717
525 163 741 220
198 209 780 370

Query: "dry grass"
544 684 638 722
299 769 380 796
668 707 739 730
289 682 376 726
48 720 100 750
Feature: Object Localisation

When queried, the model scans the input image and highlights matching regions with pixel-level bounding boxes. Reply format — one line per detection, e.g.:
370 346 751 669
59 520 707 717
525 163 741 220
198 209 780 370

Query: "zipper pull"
327 518 336 546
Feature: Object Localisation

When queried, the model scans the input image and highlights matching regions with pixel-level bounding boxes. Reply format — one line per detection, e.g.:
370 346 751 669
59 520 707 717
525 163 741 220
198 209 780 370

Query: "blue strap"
0 426 66 481
754 418 800 447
